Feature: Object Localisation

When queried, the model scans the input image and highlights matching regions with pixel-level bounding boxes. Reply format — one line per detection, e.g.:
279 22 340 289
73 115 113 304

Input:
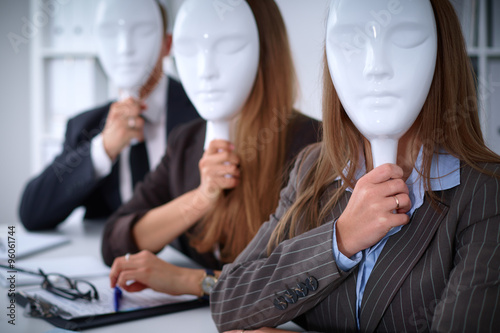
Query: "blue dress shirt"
332 148 461 329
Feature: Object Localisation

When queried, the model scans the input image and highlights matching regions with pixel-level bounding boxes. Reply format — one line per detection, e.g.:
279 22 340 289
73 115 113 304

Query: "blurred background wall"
0 0 498 226
0 0 32 226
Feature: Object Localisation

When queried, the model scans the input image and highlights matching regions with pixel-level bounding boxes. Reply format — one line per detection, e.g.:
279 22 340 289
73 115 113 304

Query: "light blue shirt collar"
337 147 460 213
406 147 461 215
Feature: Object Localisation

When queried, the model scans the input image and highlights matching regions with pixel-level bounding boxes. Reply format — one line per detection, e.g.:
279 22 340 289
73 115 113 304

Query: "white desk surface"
0 215 304 333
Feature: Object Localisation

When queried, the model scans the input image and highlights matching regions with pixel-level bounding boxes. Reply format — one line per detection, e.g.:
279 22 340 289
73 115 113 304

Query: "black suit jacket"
19 78 199 230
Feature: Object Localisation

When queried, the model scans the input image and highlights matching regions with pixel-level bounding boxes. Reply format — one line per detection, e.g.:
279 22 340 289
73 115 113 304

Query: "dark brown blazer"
101 113 321 269
211 144 500 333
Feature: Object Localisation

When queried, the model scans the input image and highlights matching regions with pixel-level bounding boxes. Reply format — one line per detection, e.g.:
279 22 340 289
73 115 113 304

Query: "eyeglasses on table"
38 268 99 302
0 264 99 302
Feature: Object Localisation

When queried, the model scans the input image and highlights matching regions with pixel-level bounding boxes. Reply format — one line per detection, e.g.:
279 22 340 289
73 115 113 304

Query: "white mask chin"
173 0 260 149
94 0 163 99
326 0 437 167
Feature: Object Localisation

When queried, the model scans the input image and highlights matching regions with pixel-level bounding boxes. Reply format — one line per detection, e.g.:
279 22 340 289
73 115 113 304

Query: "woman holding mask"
101 0 320 299
212 0 500 332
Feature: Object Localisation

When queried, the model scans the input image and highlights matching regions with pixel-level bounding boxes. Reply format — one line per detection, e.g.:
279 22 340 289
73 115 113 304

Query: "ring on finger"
127 117 136 129
125 253 130 261
392 195 400 210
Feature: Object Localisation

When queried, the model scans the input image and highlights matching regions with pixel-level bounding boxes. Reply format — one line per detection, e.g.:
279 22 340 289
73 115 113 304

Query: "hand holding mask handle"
129 0 259 253
94 0 163 148
327 0 438 256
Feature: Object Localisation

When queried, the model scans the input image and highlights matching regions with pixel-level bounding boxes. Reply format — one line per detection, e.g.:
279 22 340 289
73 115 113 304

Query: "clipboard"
15 277 209 330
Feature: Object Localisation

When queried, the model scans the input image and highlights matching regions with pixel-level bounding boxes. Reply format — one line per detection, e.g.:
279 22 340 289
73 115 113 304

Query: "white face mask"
173 0 260 146
94 0 163 98
326 0 437 167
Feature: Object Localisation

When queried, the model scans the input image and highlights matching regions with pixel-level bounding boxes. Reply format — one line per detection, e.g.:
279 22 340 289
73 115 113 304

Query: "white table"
0 215 303 333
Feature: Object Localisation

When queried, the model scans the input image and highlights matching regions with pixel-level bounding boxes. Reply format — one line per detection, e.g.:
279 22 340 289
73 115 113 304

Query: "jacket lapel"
359 198 449 332
324 189 360 328
106 157 122 210
166 78 178 139
184 122 205 189
335 267 359 330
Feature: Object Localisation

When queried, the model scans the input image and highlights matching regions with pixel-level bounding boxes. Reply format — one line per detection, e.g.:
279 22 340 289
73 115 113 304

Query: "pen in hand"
114 286 122 312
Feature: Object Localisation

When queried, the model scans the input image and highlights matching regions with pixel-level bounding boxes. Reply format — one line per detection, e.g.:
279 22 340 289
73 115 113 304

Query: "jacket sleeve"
18 113 104 230
100 127 181 266
210 148 350 332
431 170 500 332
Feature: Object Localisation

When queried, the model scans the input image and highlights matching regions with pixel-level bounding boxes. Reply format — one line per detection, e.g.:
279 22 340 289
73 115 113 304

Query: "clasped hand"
102 97 147 161
336 164 412 258
197 139 241 204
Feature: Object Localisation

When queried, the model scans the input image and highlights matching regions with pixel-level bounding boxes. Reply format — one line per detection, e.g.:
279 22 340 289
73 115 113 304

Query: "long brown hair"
268 0 500 251
189 0 297 263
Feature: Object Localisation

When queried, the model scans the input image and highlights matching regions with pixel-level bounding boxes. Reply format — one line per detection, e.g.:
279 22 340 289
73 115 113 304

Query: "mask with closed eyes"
94 0 163 99
173 0 260 149
326 0 437 167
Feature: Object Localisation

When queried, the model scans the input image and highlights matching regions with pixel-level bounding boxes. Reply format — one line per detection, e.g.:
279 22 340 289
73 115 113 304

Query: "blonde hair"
189 0 298 263
268 0 500 251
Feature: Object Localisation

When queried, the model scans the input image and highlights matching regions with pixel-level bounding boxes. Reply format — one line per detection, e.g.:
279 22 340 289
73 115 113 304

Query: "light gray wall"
0 0 32 226
275 0 329 120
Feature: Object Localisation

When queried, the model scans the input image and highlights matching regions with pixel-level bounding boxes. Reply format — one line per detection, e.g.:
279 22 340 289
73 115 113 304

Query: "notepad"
0 231 70 261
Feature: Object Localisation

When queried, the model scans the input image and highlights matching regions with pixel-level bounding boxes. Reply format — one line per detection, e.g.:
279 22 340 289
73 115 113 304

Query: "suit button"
273 296 288 310
305 276 319 291
294 282 308 298
283 289 298 304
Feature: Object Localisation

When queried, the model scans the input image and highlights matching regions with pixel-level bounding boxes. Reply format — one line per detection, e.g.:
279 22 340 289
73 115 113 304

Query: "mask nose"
363 41 393 82
198 49 218 80
362 22 393 82
117 31 134 56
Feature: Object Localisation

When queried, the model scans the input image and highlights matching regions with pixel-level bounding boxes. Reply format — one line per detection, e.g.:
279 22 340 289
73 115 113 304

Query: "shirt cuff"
91 134 113 179
332 220 362 272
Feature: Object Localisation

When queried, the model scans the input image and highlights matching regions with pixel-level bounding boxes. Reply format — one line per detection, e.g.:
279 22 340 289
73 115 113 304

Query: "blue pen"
114 286 122 312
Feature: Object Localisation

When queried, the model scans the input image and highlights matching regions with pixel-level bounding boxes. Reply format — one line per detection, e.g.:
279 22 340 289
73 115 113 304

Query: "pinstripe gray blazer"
211 144 500 333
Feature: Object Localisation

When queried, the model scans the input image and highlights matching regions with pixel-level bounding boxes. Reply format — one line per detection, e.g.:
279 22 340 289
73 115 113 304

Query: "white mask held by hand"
173 0 260 149
95 0 163 100
326 0 437 167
